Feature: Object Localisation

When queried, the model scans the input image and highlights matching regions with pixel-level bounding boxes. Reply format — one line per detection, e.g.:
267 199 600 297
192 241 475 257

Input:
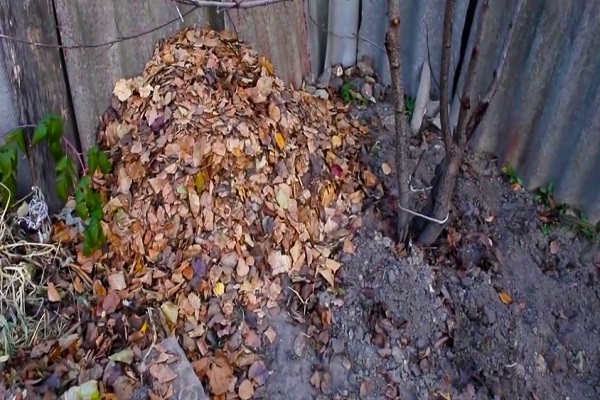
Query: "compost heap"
94 27 375 395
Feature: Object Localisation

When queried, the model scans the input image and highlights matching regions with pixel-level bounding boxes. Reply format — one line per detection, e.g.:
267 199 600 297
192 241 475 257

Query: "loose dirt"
258 104 600 400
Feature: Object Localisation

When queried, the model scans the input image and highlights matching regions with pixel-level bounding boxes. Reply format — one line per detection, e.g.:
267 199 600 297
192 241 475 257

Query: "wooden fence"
1 0 600 222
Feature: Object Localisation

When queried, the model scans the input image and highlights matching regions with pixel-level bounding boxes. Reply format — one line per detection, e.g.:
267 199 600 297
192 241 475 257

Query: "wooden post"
0 0 78 212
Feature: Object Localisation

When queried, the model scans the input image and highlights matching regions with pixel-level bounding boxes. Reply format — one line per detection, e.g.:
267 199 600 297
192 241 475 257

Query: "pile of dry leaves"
73 27 378 397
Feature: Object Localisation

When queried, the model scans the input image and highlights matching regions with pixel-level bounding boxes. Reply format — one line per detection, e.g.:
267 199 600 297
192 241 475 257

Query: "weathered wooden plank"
0 0 77 212
54 0 211 153
225 0 311 88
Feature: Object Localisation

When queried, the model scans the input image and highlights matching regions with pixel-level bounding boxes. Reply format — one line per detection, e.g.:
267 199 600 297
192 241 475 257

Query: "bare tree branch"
174 0 290 9
482 0 523 104
385 0 412 243
440 0 456 152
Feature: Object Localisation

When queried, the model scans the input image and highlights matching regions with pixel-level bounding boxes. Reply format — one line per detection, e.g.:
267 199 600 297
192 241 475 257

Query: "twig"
482 0 523 104
175 0 290 11
61 137 86 174
398 203 449 224
0 5 201 50
440 0 456 152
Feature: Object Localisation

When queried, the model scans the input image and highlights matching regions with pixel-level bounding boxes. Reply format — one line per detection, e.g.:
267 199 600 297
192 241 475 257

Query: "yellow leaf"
161 301 179 325
213 281 225 297
274 132 285 150
141 321 148 334
195 171 207 193
498 291 513 305
259 56 274 75
331 135 342 148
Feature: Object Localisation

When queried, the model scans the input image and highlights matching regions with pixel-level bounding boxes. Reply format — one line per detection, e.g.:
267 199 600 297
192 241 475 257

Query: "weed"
500 165 523 186
3 115 111 255
404 95 415 118
340 81 368 106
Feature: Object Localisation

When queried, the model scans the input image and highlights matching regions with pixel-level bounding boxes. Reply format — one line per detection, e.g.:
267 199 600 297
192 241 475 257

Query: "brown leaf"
264 327 277 343
550 240 559 255
108 272 127 291
47 282 61 302
498 291 513 305
206 354 233 396
238 379 254 400
102 291 121 314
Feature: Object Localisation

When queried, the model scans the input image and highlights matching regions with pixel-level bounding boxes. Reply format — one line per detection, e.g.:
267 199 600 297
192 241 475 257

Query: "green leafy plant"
404 95 415 118
534 181 555 208
500 165 522 186
340 81 368 106
2 115 111 255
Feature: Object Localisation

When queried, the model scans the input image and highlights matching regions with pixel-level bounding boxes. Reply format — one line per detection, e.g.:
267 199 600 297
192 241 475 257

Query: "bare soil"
256 103 600 400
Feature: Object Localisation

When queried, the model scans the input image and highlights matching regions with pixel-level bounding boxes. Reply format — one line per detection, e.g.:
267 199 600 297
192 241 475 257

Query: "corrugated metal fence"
0 0 599 221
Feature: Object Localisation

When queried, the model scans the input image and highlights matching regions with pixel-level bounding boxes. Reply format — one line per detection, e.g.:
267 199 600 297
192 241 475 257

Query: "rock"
313 89 329 100
483 306 496 325
330 77 344 91
357 61 374 77
145 337 209 400
373 83 386 100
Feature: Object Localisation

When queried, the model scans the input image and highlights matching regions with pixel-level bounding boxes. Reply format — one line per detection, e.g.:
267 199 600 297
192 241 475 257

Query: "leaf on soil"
381 163 392 175
498 291 513 305
161 301 179 325
263 326 277 343
238 379 254 400
107 272 127 291
47 282 61 302
113 79 133 102
109 348 134 365
247 360 269 386
550 240 559 255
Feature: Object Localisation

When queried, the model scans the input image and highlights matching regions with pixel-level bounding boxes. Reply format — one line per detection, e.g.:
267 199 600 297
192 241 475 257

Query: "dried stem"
385 0 412 243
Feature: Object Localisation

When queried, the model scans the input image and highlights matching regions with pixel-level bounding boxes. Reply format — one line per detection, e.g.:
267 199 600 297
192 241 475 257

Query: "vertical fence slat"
0 0 77 211
225 0 311 89
54 0 211 153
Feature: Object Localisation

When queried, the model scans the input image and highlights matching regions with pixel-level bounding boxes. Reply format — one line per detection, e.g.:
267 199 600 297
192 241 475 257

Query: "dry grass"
0 184 65 362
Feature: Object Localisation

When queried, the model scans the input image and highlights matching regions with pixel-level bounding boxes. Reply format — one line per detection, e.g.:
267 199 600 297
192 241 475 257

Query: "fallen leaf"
161 301 179 325
47 282 61 302
108 272 127 291
102 291 121 314
550 240 559 255
213 282 225 297
498 291 513 305
264 326 277 343
381 163 392 175
109 348 134 364
238 379 254 400
113 78 133 101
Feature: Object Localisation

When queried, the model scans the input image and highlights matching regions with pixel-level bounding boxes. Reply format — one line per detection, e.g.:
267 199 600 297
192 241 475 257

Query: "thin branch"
174 0 290 11
482 0 523 104
440 0 456 152
424 22 441 93
0 6 199 49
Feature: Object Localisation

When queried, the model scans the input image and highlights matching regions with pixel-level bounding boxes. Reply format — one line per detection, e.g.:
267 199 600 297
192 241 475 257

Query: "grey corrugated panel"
325 0 361 68
472 0 600 223
356 0 468 96
307 0 329 81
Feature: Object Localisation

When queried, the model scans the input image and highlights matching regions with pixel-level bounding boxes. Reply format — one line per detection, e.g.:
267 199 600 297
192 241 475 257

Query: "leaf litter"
3 27 383 399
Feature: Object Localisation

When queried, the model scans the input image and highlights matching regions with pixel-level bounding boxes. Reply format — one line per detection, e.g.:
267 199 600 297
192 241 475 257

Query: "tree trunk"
385 0 412 244
417 147 462 246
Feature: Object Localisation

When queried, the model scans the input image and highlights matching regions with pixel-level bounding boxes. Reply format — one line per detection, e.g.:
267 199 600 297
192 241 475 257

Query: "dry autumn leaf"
238 379 254 400
498 291 513 305
47 282 61 302
381 163 392 175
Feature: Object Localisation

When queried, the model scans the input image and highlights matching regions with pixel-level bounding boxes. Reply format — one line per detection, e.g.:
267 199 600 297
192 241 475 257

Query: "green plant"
340 81 368 106
534 181 555 208
3 115 111 255
500 165 522 186
404 95 415 118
